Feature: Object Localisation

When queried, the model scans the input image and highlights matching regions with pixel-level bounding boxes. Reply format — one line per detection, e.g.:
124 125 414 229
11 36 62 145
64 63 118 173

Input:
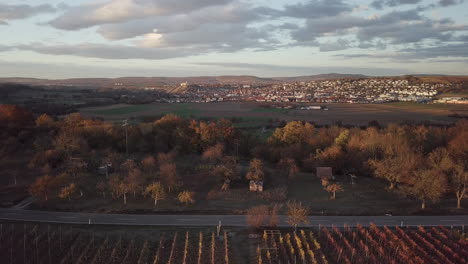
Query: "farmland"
258 225 467 264
1 223 466 264
79 102 468 127
0 223 233 264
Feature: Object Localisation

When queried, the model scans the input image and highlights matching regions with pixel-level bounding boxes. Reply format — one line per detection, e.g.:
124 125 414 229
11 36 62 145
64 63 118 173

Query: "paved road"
1 208 467 227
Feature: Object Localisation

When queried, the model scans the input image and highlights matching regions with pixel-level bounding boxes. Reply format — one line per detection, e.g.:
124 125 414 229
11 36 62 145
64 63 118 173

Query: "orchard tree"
141 155 157 179
450 164 467 209
334 129 350 147
369 150 421 190
144 182 165 206
268 121 314 145
108 175 131 205
325 183 344 199
246 205 270 229
401 169 447 210
178 191 195 205
58 183 76 201
202 143 224 162
278 158 299 179
246 158 265 181
35 114 55 128
159 162 179 192
29 175 57 201
117 181 131 205
286 200 310 231
127 167 144 197
96 180 108 199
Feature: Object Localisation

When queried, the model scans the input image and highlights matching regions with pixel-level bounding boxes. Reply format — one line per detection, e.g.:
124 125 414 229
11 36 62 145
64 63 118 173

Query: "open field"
0 222 466 264
79 102 468 126
27 168 468 216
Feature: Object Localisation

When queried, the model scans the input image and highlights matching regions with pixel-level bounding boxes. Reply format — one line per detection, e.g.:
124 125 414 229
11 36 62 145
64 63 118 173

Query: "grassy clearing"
92 104 154 115
388 102 468 111
435 92 468 98
232 116 271 128
252 107 290 114
167 104 201 118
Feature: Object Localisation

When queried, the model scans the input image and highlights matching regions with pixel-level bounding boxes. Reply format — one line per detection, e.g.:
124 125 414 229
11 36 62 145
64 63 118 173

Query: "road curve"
0 208 467 227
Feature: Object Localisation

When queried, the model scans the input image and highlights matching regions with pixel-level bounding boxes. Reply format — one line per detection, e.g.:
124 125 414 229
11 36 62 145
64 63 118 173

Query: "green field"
92 104 155 115
80 102 468 126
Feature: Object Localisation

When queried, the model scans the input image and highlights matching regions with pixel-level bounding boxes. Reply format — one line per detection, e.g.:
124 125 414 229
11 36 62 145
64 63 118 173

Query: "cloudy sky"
0 0 467 78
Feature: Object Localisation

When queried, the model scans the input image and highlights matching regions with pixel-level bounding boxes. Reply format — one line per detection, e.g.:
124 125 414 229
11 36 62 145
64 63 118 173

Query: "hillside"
1 74 467 94
0 74 366 89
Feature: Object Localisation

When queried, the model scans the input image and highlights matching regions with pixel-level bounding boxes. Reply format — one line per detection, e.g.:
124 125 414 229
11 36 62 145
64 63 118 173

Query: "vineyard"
0 224 231 264
257 225 468 264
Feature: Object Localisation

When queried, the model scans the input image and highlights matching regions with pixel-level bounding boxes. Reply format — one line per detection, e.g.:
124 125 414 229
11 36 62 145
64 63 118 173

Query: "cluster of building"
433 97 468 104
169 78 451 104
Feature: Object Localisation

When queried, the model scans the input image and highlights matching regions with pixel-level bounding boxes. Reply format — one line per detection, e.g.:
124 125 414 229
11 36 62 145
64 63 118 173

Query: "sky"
0 0 467 78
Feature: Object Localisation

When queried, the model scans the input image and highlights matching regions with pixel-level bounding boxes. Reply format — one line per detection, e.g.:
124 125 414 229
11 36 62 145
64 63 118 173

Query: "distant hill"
0 74 367 88
274 73 368 82
1 74 467 93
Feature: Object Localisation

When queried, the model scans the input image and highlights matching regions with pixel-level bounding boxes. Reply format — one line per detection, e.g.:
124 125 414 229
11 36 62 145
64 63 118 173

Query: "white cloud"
49 0 233 30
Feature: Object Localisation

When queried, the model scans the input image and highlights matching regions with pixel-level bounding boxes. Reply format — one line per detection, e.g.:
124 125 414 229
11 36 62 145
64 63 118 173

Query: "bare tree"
450 164 467 209
286 200 310 231
96 180 108 199
159 162 179 192
246 205 270 229
278 158 299 179
144 182 166 206
127 167 144 197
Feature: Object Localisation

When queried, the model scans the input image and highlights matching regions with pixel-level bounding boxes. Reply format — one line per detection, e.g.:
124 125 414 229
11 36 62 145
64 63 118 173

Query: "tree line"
0 104 466 210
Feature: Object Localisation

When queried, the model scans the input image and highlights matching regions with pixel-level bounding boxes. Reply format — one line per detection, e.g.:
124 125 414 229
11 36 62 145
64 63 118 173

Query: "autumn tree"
278 158 299 179
325 183 344 199
35 114 55 128
449 164 467 209
178 191 195 205
0 105 34 128
108 175 120 198
269 121 314 145
448 120 468 167
144 182 165 206
212 156 238 183
159 162 179 192
141 155 157 179
286 200 310 231
58 183 76 201
246 158 265 181
54 130 88 156
334 129 350 147
116 181 131 205
108 175 131 204
246 205 270 229
400 169 447 209
29 175 57 201
96 180 108 199
369 149 421 189
127 167 144 197
202 143 224 162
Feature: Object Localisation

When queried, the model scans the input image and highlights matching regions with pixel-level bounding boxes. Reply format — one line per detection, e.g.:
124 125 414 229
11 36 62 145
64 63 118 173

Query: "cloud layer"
0 4 56 24
1 0 467 66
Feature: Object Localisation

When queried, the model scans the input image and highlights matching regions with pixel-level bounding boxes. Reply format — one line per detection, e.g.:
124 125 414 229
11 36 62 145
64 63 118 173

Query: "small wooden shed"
249 180 264 192
316 167 334 180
